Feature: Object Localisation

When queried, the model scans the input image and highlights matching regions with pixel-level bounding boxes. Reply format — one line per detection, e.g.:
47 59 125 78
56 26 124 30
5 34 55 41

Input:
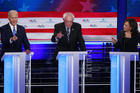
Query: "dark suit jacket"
114 30 140 52
51 22 86 51
0 23 30 54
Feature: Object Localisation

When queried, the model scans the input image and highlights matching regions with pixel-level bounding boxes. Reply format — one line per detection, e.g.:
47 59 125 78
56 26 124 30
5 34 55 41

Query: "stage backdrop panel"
127 0 140 32
0 0 117 42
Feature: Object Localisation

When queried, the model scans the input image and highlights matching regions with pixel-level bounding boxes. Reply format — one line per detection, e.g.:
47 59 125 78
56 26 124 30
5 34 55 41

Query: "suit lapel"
62 23 67 35
16 25 20 35
69 23 75 39
7 24 13 37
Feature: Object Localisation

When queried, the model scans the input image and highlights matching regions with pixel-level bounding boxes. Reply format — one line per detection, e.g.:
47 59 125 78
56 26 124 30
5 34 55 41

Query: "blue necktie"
13 26 16 36
66 28 70 39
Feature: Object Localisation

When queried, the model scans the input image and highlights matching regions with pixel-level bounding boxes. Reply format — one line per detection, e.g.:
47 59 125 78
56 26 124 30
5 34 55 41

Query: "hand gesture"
112 37 117 44
11 36 18 41
56 32 64 39
25 49 31 54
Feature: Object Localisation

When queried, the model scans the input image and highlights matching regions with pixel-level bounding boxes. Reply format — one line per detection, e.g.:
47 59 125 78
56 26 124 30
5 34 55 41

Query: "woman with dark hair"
112 18 140 93
112 18 140 52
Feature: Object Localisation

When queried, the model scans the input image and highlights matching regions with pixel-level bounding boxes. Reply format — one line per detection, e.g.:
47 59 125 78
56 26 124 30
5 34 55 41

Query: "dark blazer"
0 23 30 54
51 22 86 51
114 31 140 52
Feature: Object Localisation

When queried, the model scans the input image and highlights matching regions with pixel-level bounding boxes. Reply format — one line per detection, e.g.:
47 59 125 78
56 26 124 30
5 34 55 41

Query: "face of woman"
123 21 132 32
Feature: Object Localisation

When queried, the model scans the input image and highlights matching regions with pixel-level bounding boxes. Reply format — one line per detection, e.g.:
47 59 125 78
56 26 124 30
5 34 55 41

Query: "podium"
57 51 87 93
2 52 33 93
109 52 139 93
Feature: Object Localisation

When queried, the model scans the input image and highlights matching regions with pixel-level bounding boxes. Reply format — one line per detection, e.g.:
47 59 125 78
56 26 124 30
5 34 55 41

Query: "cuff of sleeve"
55 37 59 42
10 38 13 44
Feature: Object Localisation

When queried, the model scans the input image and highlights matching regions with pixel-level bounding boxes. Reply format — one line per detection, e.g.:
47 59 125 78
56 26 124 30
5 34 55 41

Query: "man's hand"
25 49 31 54
11 36 18 41
56 32 64 39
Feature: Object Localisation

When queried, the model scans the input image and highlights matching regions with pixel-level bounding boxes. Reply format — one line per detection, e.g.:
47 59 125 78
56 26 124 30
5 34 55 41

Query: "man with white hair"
0 10 31 58
51 12 86 59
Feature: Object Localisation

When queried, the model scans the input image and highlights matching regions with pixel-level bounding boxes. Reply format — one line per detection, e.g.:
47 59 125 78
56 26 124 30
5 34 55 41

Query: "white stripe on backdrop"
0 12 118 41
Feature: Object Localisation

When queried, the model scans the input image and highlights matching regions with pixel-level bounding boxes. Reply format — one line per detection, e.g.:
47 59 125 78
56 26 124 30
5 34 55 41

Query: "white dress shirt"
9 23 17 43
9 23 17 33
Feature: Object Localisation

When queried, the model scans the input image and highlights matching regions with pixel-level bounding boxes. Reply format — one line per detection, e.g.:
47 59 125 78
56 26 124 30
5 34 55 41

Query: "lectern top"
58 51 87 55
109 52 138 55
1 52 34 61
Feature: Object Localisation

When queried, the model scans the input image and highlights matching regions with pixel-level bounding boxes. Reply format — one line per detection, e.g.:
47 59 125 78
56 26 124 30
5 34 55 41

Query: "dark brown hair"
124 18 139 34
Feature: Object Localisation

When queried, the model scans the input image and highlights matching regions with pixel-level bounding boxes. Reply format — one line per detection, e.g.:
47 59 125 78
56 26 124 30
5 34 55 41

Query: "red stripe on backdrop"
0 12 117 18
83 28 117 35
26 29 54 33
25 28 117 35
0 12 8 18
127 17 140 22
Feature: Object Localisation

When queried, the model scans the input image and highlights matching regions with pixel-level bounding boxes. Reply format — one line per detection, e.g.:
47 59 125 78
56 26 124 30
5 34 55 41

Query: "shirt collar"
9 23 17 32
65 26 71 31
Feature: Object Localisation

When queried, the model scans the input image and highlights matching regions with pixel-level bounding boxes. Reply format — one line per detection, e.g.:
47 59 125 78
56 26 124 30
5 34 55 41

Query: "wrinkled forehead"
64 15 73 21
9 11 18 17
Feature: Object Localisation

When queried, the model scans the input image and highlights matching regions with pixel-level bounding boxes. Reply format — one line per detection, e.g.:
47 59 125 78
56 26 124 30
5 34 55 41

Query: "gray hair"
63 12 75 20
8 10 18 17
